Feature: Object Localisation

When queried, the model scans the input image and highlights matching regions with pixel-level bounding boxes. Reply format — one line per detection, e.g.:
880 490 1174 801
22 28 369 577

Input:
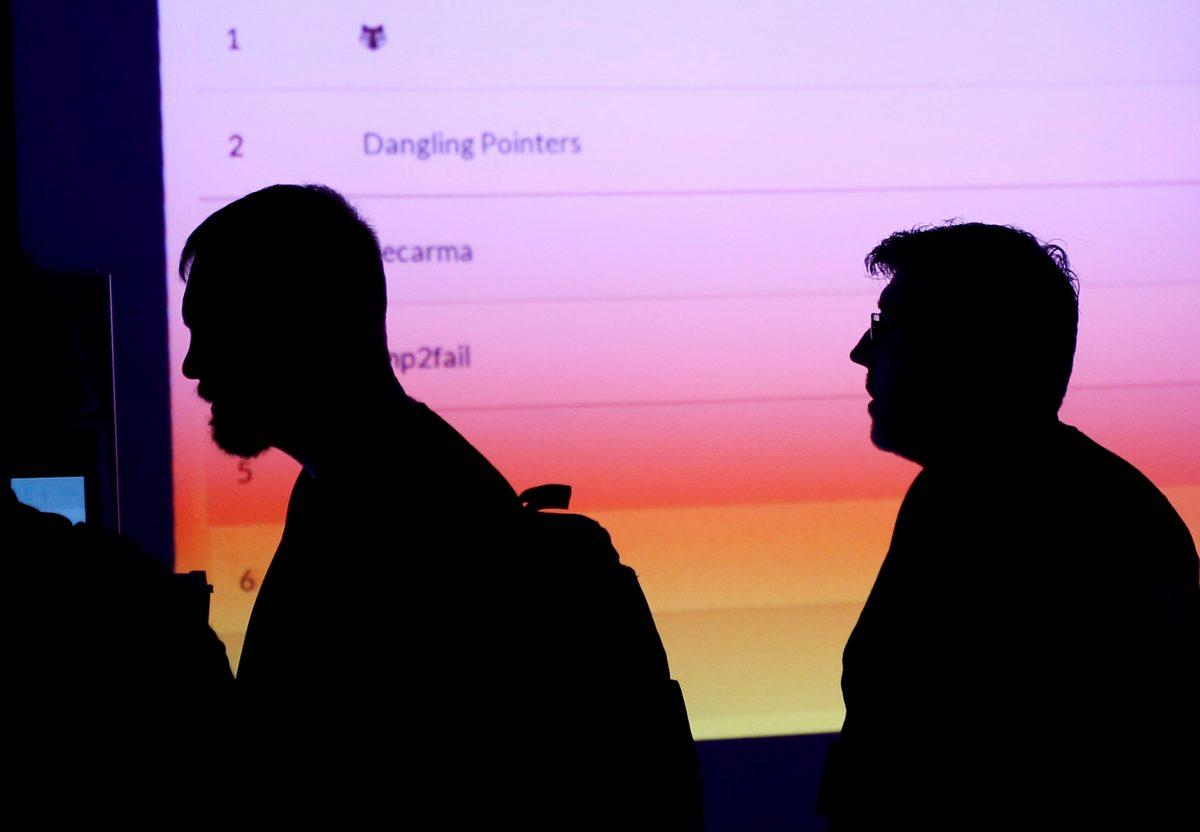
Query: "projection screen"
160 1 1200 739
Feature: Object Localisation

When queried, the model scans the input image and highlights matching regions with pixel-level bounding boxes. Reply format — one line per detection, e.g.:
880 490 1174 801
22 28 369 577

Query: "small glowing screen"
12 476 87 525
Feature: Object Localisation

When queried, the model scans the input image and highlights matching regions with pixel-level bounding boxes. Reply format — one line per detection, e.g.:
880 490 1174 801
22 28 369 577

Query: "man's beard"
210 406 271 459
868 400 925 464
870 415 907 457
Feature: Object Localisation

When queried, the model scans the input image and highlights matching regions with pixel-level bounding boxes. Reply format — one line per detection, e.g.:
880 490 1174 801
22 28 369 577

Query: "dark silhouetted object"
2 254 120 527
509 484 702 827
180 184 700 826
5 485 234 754
823 223 1200 827
2 252 233 803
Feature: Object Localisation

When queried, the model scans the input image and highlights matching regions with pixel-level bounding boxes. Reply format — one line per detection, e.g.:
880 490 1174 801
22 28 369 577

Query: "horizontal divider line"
196 79 1200 95
440 393 862 412
388 281 1200 308
392 289 879 306
199 179 1200 203
434 380 1200 414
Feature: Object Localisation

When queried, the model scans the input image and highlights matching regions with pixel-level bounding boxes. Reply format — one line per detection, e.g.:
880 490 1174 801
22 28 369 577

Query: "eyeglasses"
869 312 885 342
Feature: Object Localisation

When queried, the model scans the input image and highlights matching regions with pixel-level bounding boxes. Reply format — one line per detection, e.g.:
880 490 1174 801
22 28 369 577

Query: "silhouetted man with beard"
180 185 521 811
822 223 1199 828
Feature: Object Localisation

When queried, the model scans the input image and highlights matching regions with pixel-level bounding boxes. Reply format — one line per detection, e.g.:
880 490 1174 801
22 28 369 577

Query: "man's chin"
869 418 896 452
869 414 921 463
210 417 271 459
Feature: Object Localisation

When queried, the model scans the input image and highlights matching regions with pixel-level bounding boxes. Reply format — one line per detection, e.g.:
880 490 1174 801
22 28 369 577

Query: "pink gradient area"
446 398 917 509
379 186 1200 307
169 361 1198 527
1060 385 1200 490
164 194 1200 539
451 386 1200 512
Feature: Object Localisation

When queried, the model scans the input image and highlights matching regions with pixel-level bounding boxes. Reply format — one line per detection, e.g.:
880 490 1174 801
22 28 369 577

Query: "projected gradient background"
160 2 1200 738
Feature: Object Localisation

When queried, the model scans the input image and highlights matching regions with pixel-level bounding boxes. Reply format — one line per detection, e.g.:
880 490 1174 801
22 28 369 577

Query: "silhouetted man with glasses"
822 223 1199 828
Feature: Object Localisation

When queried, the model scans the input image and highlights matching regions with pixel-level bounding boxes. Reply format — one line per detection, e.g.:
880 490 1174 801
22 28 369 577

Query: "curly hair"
864 221 1080 411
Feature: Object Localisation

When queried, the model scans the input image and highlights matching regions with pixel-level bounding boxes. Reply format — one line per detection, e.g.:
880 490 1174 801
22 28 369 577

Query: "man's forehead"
180 259 228 324
180 275 197 326
876 272 922 313
877 279 903 311
183 255 255 306
180 258 208 315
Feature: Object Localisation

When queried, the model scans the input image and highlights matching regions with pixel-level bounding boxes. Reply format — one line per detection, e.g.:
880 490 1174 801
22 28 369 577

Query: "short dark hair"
865 221 1079 411
179 184 387 357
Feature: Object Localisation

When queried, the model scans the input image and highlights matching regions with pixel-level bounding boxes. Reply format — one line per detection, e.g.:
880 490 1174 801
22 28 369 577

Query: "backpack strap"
518 483 572 512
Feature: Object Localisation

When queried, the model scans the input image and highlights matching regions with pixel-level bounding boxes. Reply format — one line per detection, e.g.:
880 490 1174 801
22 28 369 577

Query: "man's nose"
850 330 873 367
182 342 199 380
